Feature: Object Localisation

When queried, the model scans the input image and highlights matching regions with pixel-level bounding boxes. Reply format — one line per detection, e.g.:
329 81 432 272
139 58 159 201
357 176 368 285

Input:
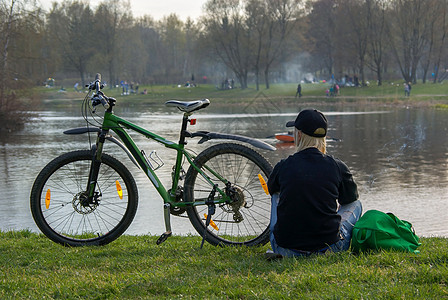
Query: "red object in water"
274 132 294 143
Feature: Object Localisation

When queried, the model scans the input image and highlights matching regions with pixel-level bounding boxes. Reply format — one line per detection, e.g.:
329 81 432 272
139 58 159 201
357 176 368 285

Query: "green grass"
1 230 447 299
36 80 448 106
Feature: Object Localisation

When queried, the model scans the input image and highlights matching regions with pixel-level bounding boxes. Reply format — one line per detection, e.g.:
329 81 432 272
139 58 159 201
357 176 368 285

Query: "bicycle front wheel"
185 143 273 246
30 150 138 246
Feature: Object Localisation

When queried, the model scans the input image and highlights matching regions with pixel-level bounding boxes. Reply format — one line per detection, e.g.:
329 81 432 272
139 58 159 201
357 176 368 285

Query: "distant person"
354 75 359 87
74 82 79 92
266 109 362 259
408 82 412 96
295 83 302 98
404 83 410 97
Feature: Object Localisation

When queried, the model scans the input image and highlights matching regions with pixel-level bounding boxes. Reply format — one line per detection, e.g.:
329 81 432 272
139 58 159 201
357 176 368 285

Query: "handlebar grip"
94 73 102 93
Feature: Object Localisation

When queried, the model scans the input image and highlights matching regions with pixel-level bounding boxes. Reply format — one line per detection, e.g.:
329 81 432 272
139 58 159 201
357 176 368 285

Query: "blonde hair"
295 130 326 154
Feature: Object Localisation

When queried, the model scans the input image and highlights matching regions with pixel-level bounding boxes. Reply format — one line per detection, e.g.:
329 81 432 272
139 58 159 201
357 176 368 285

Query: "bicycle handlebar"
87 73 111 110
94 73 102 94
86 73 104 91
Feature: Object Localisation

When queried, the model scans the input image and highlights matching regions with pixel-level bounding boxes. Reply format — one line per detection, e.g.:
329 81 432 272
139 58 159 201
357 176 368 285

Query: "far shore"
29 81 448 111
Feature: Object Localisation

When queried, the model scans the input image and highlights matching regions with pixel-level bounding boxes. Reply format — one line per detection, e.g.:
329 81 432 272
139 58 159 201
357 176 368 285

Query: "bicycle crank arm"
156 203 173 245
188 131 276 151
156 231 172 245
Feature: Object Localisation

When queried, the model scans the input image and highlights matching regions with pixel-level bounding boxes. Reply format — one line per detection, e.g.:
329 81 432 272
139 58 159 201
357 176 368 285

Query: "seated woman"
267 109 362 258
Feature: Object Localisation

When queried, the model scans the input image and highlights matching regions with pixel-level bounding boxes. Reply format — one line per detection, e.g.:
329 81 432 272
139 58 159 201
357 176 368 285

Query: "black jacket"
268 147 358 251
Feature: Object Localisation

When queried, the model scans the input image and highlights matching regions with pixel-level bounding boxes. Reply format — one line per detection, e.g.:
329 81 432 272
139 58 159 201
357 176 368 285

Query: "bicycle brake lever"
91 94 110 109
100 96 110 109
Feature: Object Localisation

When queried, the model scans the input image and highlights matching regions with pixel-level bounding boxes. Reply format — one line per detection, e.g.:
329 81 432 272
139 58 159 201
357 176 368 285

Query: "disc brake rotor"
72 192 99 214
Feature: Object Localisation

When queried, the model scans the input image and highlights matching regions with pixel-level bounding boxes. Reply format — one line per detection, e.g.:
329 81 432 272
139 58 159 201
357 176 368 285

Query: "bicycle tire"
30 150 138 246
184 143 273 246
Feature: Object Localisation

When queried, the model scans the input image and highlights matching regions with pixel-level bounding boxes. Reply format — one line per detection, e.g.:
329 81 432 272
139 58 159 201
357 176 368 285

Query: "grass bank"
37 81 448 108
1 231 447 299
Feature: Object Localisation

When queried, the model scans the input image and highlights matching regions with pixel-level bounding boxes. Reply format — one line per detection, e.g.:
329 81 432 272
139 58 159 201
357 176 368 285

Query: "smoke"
281 52 313 83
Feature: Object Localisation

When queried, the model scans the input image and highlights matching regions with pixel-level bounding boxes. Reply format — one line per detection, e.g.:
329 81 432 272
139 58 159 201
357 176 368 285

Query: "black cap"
286 109 327 137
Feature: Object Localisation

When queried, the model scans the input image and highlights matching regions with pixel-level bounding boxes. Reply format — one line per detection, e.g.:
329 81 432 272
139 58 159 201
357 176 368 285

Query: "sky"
39 0 209 20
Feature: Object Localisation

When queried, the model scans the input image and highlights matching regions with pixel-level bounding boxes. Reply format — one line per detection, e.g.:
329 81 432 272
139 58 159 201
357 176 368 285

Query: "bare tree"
419 0 441 83
183 18 201 80
134 15 164 83
158 14 186 82
203 0 252 89
245 0 267 90
0 0 41 131
365 0 388 86
93 0 131 86
338 0 369 86
262 0 303 89
1 0 42 99
47 1 95 87
386 0 433 83
430 0 448 83
0 0 19 106
118 20 148 82
307 0 338 77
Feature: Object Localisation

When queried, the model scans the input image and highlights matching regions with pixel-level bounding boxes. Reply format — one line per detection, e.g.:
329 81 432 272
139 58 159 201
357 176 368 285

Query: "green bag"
351 210 421 253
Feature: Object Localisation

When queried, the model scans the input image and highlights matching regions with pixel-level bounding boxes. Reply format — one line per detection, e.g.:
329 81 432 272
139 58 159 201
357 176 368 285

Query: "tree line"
1 0 448 101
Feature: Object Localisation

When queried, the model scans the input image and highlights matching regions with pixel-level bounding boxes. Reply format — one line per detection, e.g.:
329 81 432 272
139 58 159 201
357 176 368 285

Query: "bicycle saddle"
165 99 210 113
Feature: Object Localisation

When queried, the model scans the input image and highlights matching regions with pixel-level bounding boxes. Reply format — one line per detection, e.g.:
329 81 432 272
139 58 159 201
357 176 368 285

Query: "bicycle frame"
83 108 236 241
64 77 274 243
95 111 231 208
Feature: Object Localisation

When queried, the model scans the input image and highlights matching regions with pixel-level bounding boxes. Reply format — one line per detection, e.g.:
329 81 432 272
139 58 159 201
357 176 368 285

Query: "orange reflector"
116 180 123 199
258 174 269 195
204 213 219 231
45 189 51 209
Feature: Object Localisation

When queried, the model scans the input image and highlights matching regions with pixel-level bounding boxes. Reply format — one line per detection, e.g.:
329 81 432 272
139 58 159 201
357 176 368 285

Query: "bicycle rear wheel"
30 150 138 246
184 143 273 246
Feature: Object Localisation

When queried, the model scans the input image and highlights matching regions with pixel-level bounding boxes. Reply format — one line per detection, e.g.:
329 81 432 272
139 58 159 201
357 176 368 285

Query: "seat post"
178 112 191 145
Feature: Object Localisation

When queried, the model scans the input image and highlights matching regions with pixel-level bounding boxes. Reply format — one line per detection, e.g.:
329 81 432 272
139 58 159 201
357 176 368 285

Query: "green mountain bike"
30 74 274 247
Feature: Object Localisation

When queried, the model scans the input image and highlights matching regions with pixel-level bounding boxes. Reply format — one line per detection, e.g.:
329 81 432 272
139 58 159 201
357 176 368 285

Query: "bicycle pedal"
156 231 172 245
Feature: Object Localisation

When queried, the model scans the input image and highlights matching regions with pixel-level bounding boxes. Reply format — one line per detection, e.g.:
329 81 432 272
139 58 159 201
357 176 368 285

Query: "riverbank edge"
34 81 448 109
1 231 447 298
39 94 448 110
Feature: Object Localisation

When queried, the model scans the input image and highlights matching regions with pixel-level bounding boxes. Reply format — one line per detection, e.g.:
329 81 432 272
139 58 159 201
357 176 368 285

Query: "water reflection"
1 102 447 237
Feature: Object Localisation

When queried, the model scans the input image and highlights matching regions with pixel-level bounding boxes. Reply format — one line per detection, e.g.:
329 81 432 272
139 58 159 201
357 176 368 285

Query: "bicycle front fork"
85 130 107 202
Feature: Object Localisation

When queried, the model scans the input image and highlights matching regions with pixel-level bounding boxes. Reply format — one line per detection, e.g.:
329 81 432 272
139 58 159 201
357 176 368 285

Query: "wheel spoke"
30 151 138 246
185 144 272 246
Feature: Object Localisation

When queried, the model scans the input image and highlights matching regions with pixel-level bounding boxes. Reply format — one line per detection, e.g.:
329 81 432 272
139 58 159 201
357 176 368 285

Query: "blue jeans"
269 193 362 257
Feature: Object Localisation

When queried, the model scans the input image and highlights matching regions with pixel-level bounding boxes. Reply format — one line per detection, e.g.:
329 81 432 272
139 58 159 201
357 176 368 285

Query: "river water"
1 98 447 237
